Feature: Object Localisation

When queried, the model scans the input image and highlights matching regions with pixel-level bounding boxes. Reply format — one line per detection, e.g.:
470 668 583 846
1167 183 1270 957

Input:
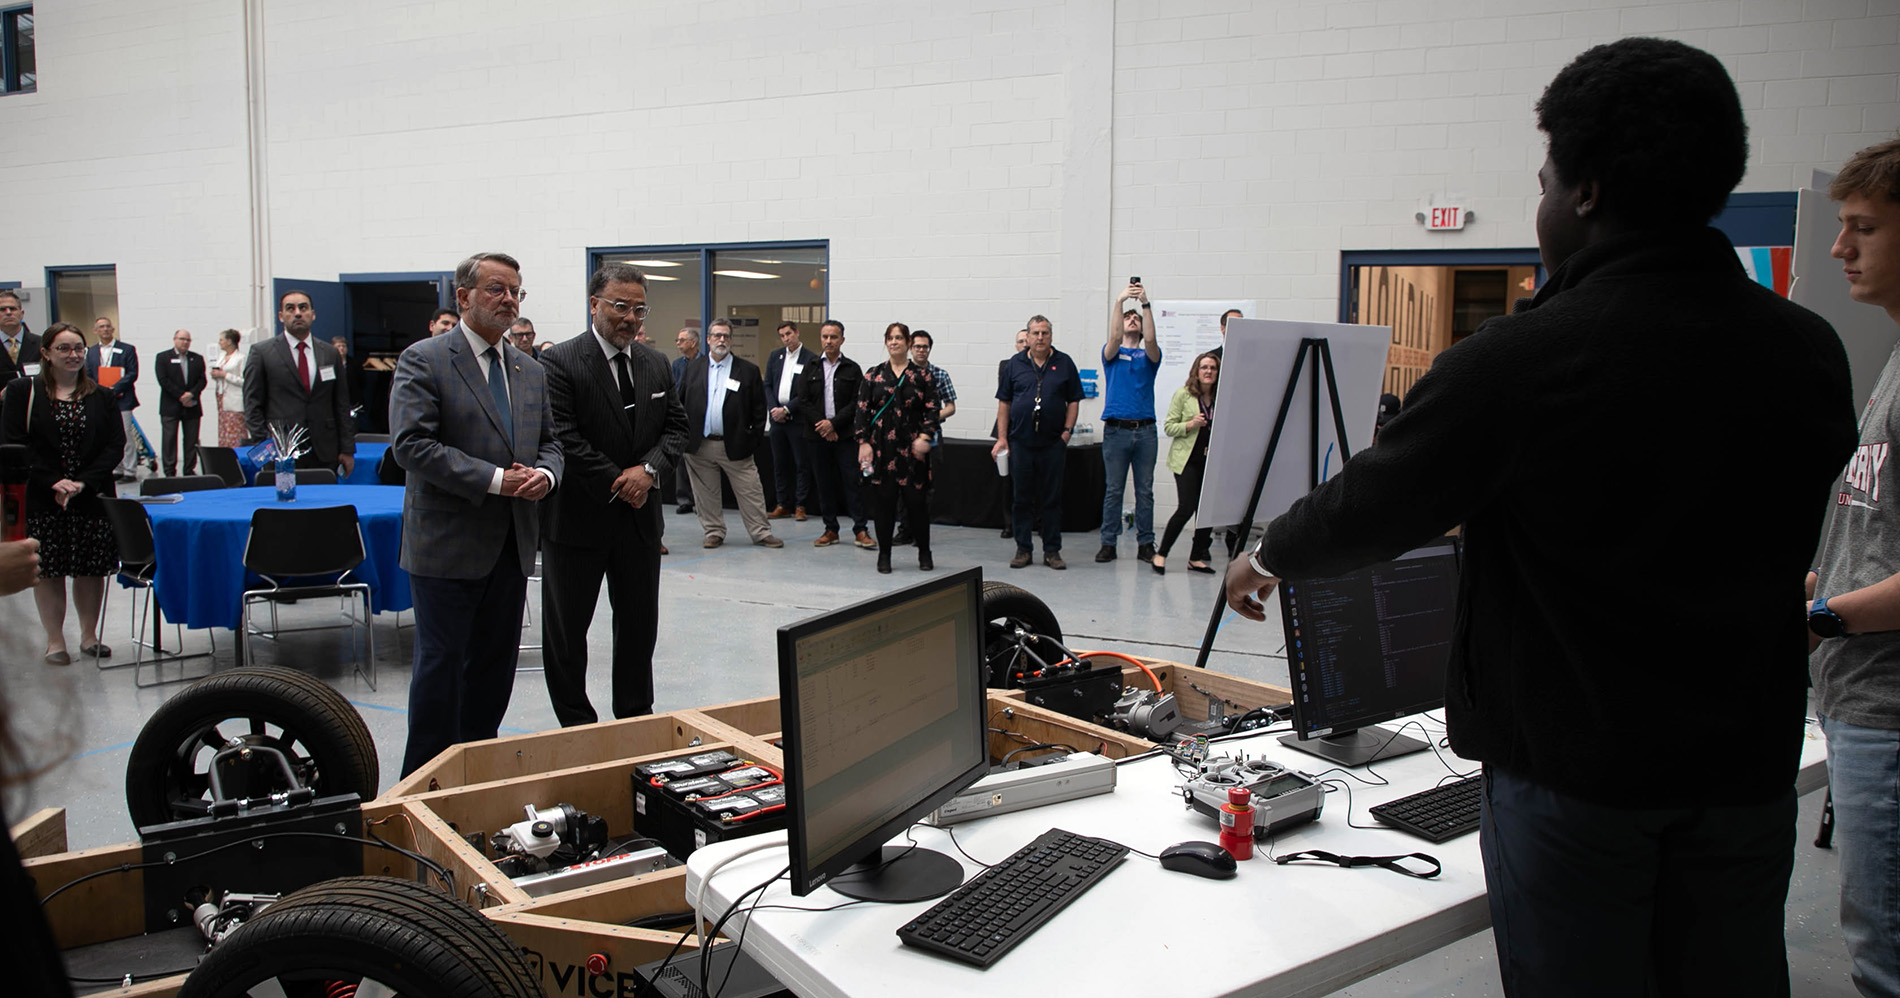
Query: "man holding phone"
1096 279 1161 564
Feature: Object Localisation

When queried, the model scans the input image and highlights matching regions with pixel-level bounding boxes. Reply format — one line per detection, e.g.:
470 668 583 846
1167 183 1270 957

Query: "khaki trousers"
684 447 773 543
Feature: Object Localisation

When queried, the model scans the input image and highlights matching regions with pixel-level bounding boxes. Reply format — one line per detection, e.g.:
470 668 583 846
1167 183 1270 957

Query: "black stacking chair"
239 504 375 688
139 475 226 496
99 496 217 686
197 446 247 487
254 468 339 487
354 433 392 443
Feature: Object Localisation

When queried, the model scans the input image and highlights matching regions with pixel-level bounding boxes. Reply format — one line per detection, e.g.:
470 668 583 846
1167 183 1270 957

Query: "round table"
143 484 410 630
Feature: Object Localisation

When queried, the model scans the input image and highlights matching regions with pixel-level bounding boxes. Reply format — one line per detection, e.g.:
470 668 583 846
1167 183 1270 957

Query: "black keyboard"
1369 774 1482 843
896 827 1126 968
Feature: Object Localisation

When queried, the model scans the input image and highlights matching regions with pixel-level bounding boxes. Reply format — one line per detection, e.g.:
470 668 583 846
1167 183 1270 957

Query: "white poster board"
1199 317 1392 528
1150 300 1254 400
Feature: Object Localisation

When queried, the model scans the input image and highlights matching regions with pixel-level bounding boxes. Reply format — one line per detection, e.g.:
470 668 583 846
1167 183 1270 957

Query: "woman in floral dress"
211 328 247 447
0 323 123 664
856 322 940 574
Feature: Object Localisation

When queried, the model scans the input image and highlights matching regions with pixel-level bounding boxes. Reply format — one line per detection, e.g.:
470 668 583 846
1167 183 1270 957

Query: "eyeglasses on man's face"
594 297 648 319
481 284 527 302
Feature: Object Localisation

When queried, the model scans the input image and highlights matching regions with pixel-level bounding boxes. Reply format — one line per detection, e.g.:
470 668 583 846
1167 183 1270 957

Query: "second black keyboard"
896 827 1126 968
1369 774 1483 843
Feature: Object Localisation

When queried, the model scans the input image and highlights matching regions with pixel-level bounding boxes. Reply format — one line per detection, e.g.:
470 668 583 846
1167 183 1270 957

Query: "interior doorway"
1340 251 1542 400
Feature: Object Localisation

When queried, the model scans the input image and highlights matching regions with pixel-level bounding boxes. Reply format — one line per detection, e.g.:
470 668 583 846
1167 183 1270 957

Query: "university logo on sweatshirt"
1840 440 1889 508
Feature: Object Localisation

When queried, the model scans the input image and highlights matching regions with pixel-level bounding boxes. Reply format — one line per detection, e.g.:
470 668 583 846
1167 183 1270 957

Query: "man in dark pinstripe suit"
538 263 687 725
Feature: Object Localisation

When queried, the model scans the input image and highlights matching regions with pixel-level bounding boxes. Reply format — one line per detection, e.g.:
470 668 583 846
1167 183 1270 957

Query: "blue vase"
275 457 296 502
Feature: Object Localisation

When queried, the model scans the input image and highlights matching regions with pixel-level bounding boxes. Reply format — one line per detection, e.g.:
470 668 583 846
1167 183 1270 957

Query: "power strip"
930 753 1117 825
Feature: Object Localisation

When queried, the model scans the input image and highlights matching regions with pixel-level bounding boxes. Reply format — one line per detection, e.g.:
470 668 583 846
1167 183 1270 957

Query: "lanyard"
1273 849 1441 879
868 368 909 428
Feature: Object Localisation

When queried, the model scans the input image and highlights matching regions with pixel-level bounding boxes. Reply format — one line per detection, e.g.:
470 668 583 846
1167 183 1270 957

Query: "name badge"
650 391 665 399
725 377 741 392
789 364 803 376
172 357 185 365
317 366 336 382
22 363 39 376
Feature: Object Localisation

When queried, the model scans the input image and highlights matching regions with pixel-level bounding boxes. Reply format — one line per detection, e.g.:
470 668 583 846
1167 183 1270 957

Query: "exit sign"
1426 206 1466 230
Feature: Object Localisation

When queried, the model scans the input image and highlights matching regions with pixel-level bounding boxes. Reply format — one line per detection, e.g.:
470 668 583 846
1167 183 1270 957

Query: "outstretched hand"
1224 556 1281 622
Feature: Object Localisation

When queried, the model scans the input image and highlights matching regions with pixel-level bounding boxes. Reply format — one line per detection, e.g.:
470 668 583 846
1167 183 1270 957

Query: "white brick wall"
0 0 1893 517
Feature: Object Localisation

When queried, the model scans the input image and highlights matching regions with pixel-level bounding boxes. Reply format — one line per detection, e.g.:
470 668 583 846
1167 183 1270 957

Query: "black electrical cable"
38 829 455 909
999 742 1078 767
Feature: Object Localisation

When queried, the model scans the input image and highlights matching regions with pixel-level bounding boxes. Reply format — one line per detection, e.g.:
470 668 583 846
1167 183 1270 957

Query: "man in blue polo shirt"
992 315 1084 569
1096 281 1160 563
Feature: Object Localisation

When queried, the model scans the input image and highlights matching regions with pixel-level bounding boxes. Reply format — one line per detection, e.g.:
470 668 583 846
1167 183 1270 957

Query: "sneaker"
767 506 793 519
1044 552 1067 570
795 506 809 522
1009 549 1033 569
703 535 724 548
814 530 840 547
756 535 784 548
1137 543 1155 561
1094 545 1116 563
854 531 877 549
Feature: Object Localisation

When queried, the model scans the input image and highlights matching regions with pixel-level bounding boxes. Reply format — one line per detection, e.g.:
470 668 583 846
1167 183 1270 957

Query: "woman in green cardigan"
1154 352 1219 574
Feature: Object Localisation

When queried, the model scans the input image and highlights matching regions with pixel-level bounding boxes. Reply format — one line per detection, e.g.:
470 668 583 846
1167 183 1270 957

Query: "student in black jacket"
1225 38 1857 997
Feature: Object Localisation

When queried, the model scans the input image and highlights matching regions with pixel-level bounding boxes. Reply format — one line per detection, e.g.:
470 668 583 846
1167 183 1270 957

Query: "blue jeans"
1821 715 1900 998
1478 767 1795 997
1100 423 1156 547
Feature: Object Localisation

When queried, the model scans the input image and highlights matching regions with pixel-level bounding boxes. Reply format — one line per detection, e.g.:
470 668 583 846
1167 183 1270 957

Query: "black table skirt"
664 435 1103 533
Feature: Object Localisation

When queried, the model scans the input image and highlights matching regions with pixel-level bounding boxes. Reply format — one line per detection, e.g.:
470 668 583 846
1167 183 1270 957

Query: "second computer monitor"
1278 538 1460 767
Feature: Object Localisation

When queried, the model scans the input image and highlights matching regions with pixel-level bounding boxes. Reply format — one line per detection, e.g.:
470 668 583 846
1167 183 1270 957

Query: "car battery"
685 782 788 855
634 763 786 858
632 749 742 786
633 773 732 851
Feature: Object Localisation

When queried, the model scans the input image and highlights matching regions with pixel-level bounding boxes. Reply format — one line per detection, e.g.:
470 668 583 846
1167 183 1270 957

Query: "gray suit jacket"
242 332 355 464
389 327 562 579
540 331 686 547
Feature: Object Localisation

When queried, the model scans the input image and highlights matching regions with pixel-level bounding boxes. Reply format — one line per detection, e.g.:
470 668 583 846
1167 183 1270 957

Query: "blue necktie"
485 347 513 442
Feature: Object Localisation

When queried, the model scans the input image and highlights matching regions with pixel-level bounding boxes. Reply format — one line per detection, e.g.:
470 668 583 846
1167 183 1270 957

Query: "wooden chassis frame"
19 661 1289 997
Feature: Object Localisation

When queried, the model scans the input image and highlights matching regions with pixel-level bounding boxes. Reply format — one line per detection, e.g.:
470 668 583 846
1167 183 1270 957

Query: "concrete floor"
0 504 1861 996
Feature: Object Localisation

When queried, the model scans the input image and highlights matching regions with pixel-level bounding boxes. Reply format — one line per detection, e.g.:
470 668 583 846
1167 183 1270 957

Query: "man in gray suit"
389 252 562 776
243 290 357 475
539 262 686 726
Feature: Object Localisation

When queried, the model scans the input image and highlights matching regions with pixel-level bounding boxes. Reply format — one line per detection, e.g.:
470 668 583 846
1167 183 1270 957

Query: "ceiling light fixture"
712 270 780 280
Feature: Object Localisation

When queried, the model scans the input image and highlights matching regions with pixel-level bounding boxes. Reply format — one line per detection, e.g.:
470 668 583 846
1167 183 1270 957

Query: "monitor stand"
827 846 965 903
1280 726 1429 768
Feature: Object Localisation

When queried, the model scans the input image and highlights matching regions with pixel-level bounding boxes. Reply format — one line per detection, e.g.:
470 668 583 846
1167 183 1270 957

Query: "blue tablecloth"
237 441 388 486
143 484 411 630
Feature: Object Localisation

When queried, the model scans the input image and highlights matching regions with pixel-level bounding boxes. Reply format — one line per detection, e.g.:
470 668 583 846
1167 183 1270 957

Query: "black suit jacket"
84 341 139 410
0 378 126 519
791 354 863 443
765 345 818 410
540 331 687 546
155 349 209 417
681 353 767 461
0 332 40 385
242 333 355 464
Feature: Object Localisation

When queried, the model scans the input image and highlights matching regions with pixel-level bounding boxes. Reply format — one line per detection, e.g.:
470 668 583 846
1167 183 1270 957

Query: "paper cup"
995 449 1010 476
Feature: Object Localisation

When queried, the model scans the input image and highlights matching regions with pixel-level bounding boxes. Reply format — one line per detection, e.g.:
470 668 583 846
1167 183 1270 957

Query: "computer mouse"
1159 840 1238 879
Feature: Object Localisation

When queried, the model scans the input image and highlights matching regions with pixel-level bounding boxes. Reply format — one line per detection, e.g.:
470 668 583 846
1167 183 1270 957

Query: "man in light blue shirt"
678 319 780 549
1097 281 1160 563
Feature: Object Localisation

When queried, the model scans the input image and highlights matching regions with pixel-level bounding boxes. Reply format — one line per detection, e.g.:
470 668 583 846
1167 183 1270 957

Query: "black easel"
1192 337 1355 669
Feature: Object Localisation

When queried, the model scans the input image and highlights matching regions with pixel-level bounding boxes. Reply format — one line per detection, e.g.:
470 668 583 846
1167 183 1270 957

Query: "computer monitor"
1277 538 1460 767
778 567 990 902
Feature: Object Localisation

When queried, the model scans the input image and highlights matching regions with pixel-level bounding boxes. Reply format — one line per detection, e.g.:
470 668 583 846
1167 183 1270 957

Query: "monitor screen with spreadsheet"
778 568 989 901
1278 538 1461 767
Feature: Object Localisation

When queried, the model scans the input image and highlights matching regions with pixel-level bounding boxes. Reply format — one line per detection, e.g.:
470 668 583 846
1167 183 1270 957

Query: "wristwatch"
1809 596 1847 639
642 462 658 478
